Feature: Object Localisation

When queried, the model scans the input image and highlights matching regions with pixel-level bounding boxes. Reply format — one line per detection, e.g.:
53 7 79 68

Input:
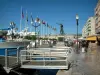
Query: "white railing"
4 47 20 69
20 47 73 69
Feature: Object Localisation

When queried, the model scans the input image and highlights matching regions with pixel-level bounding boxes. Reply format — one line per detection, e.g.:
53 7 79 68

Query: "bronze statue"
60 24 64 35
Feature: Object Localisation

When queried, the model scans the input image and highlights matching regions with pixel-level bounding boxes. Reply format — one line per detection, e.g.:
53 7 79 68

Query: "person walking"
81 40 85 52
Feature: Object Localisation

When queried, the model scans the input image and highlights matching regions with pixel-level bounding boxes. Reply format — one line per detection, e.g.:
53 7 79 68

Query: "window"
88 29 91 31
96 24 98 26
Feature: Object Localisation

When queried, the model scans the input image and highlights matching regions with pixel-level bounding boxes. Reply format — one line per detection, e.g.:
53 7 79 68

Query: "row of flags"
21 8 56 31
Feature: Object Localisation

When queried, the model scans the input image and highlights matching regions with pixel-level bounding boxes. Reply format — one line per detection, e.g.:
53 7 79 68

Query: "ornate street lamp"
31 17 41 48
76 14 79 52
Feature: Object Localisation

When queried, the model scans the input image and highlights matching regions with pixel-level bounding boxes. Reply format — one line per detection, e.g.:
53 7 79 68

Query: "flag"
47 24 50 28
26 15 28 22
35 17 40 23
26 11 28 22
42 20 46 25
31 13 33 24
49 25 51 28
51 26 52 29
22 9 24 18
47 23 49 27
53 27 54 30
54 28 56 31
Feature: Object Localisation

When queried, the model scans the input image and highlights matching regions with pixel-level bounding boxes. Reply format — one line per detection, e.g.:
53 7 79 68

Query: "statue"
60 24 64 35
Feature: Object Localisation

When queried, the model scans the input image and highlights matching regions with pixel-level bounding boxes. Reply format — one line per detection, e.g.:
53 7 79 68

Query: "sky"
0 0 98 35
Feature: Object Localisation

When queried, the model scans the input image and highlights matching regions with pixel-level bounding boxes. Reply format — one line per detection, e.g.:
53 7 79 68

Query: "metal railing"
4 47 20 69
20 47 72 69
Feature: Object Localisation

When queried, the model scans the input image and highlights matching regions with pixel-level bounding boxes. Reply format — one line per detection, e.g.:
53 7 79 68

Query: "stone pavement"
57 47 100 75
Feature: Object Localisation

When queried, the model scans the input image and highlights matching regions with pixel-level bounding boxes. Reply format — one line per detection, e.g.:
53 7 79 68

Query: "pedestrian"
85 41 89 52
81 40 85 52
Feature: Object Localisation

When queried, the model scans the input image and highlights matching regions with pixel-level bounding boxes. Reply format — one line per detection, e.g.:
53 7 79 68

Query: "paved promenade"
37 42 100 75
1 42 99 75
56 45 100 75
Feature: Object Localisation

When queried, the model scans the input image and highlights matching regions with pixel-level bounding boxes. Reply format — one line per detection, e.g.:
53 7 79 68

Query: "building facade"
95 0 100 34
82 17 95 38
82 25 86 38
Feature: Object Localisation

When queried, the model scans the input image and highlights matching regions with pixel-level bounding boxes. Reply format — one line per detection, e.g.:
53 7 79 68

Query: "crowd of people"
64 39 89 53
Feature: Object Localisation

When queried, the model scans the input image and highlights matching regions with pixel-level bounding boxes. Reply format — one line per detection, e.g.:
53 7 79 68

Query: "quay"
1 41 100 75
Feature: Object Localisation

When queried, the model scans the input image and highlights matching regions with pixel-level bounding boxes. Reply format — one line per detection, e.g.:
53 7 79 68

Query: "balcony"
88 29 91 31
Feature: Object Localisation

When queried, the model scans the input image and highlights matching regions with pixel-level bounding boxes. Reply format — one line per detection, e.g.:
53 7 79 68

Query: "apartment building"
82 25 86 38
82 17 95 38
95 0 100 34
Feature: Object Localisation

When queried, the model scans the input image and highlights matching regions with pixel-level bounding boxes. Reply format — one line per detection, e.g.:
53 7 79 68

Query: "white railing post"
49 48 51 60
43 52 45 66
20 50 23 66
17 47 20 63
5 49 8 68
30 50 33 61
30 51 31 60
66 50 68 67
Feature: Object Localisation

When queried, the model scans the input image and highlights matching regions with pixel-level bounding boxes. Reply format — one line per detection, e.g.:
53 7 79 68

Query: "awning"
86 36 96 41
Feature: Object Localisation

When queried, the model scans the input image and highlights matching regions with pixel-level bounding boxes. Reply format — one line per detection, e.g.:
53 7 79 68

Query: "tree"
24 35 36 40
58 37 64 41
31 35 36 40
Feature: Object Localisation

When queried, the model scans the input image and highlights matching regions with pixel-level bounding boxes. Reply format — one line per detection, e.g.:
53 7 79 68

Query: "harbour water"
0 48 17 55
0 47 24 55
39 69 58 75
33 57 58 75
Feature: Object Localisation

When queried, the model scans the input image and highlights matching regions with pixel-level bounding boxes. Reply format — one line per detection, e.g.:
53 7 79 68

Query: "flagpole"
48 26 49 39
47 24 49 39
30 23 31 32
45 22 47 37
52 28 53 35
25 12 26 29
49 27 51 37
47 24 48 38
25 10 27 29
20 6 22 33
41 23 42 38
56 28 57 39
30 13 31 32
42 25 44 38
45 24 46 37
26 11 28 28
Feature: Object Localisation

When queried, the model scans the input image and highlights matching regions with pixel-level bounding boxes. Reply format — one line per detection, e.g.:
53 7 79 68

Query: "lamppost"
76 14 79 52
31 18 41 48
10 22 16 40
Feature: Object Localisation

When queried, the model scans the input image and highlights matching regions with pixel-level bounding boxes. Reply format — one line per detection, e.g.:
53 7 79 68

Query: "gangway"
20 47 74 69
